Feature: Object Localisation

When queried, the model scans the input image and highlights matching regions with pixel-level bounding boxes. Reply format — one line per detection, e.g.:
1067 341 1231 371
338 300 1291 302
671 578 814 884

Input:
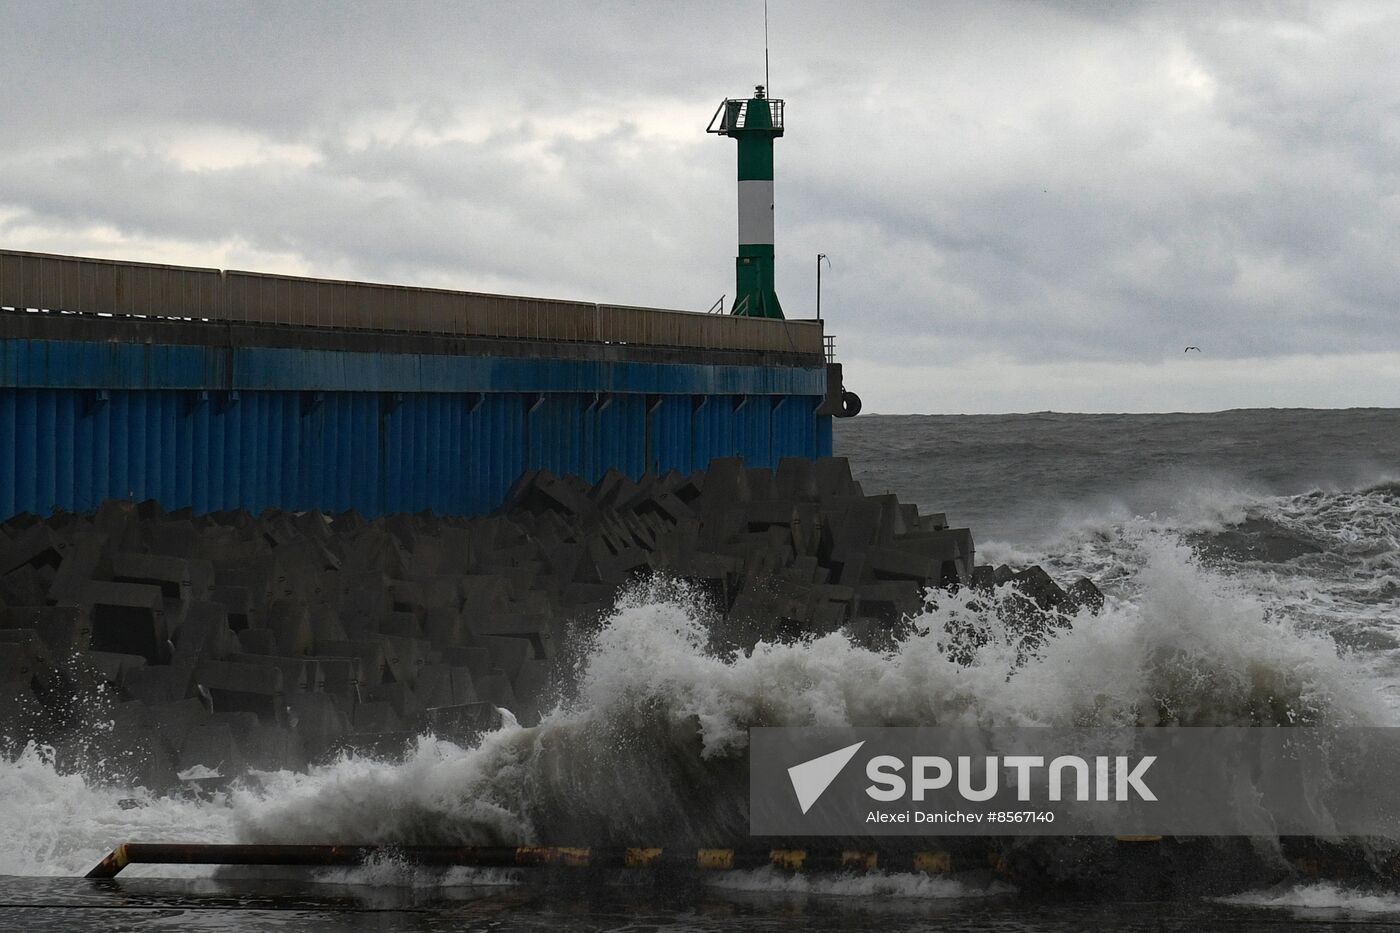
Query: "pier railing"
0 250 824 356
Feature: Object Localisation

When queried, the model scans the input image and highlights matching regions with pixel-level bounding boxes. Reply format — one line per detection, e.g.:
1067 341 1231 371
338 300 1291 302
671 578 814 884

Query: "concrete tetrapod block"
387 579 424 614
864 494 911 538
376 634 434 688
383 513 419 555
123 662 196 705
400 536 448 582
308 604 349 645
286 692 350 757
863 546 938 584
83 651 149 687
1010 567 1068 611
472 612 554 661
55 580 168 663
214 561 275 609
340 532 403 577
0 523 68 576
423 608 470 651
894 528 974 584
630 489 695 527
226 653 314 693
472 670 517 711
701 458 751 508
350 699 402 733
0 606 92 654
854 582 925 624
413 663 455 709
477 635 531 681
240 723 307 772
111 552 213 601
301 568 343 610
146 520 200 559
812 457 859 501
376 612 422 639
586 468 634 509
175 720 240 777
0 624 55 671
746 500 799 532
805 600 849 634
236 629 280 655
192 659 284 723
0 633 39 688
48 533 109 600
416 576 464 612
266 598 315 656
775 457 818 501
423 702 500 743
898 504 921 532
107 699 195 788
317 641 389 686
0 565 48 610
448 666 478 705
308 656 362 702
893 529 966 561
170 602 241 661
671 470 704 504
209 585 256 631
440 646 492 681
459 575 512 613
745 467 775 501
363 681 425 723
822 498 891 564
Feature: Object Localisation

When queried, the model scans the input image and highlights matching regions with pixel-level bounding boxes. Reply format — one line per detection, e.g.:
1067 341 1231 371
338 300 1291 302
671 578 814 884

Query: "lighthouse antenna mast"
764 0 770 95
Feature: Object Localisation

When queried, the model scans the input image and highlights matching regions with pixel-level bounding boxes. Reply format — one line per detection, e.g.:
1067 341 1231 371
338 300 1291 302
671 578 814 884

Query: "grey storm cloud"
3 0 1400 411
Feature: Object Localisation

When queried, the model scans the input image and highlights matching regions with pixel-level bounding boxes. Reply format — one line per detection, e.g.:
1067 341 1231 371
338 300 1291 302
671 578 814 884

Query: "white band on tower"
737 179 775 245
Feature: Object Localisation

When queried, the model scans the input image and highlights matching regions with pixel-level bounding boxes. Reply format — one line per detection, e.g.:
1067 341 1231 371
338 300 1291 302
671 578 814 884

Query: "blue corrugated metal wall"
0 336 832 519
0 387 829 518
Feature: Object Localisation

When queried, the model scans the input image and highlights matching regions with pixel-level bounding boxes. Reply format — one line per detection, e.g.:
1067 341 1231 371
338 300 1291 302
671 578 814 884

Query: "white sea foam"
0 742 235 877
1220 881 1400 915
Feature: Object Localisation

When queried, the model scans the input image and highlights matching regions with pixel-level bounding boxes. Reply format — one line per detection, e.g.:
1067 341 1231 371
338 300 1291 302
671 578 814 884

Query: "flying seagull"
1184 346 1201 352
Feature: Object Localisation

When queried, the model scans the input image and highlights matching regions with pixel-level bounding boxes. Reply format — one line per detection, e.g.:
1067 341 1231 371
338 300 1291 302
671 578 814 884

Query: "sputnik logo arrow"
787 741 865 814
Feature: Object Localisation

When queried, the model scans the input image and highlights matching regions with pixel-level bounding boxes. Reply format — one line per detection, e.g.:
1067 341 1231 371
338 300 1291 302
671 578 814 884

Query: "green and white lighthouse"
708 85 785 319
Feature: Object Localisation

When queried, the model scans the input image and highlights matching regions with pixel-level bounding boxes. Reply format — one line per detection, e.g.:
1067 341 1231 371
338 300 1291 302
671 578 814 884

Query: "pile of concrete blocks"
499 456 979 643
0 500 537 787
0 457 1094 787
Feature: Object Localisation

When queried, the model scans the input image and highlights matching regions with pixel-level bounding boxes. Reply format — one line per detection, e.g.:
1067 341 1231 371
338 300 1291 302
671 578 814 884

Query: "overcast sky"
4 0 1399 413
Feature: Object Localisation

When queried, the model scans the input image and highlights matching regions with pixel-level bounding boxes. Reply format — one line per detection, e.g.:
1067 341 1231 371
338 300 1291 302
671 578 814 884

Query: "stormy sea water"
5 408 1400 931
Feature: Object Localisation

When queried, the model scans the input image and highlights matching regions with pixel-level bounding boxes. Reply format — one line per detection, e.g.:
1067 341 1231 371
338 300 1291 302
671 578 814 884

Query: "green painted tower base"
736 246 783 319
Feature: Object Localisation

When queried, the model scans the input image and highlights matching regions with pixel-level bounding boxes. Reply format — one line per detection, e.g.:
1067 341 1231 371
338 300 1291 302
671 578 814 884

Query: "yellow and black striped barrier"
83 843 966 879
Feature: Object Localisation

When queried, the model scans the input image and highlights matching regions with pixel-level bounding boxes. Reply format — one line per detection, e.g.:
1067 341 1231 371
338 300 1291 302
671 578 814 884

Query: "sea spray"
231 536 1380 849
0 742 235 877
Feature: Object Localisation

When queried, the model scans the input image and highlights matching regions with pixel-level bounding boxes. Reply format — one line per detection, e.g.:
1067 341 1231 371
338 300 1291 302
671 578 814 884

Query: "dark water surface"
836 409 1400 543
